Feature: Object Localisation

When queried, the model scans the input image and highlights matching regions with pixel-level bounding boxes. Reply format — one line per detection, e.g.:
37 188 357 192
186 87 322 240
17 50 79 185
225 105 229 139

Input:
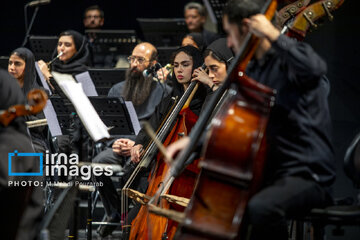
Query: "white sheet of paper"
52 72 110 142
125 101 141 135
75 71 98 96
42 99 62 136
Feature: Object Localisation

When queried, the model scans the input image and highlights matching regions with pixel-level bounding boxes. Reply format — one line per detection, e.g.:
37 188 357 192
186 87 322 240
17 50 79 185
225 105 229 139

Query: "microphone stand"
22 4 40 47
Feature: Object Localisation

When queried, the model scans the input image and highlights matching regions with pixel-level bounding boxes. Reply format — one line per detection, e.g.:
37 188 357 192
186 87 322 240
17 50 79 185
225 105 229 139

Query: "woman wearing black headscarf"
37 30 91 91
8 47 39 95
192 37 234 91
37 30 91 155
8 47 48 153
132 45 207 155
181 32 207 53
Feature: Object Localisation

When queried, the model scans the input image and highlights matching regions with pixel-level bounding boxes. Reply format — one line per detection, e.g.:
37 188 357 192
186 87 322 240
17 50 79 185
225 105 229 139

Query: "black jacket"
246 34 335 188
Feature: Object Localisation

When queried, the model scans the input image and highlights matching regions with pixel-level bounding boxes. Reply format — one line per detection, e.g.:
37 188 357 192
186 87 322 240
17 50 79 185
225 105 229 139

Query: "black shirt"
246 34 336 187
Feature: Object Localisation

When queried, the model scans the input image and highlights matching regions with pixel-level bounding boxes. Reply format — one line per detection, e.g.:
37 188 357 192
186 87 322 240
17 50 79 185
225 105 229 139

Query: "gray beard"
122 67 153 106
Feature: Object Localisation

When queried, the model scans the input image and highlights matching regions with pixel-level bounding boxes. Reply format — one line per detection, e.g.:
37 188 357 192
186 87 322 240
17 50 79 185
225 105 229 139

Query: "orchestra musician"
8 47 48 154
37 29 91 91
166 0 336 239
94 42 171 237
184 2 219 46
192 37 234 92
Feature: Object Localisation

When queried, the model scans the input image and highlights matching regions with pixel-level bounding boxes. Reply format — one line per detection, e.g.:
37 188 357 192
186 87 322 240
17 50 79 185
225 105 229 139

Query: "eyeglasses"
127 56 150 65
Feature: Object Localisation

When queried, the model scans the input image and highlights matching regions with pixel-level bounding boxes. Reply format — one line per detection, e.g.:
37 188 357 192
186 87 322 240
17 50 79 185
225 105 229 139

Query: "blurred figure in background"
83 5 104 30
181 32 207 53
184 2 219 46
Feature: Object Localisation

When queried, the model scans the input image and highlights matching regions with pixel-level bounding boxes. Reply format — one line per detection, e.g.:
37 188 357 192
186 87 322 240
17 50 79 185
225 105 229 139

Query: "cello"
151 1 278 239
146 0 346 239
121 59 205 239
128 89 200 239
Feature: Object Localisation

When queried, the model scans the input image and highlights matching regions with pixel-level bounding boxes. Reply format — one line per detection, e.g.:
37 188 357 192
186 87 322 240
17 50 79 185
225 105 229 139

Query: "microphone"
27 0 51 7
143 63 162 78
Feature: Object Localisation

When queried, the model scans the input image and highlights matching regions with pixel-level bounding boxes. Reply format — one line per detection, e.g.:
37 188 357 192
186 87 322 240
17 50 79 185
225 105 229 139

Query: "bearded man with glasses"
94 42 171 237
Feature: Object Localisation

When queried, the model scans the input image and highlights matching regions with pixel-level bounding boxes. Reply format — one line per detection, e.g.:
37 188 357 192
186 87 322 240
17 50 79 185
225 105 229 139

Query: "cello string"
122 81 199 235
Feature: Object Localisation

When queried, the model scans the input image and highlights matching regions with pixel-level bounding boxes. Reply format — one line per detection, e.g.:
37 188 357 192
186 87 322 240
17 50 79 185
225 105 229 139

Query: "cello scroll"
284 0 345 40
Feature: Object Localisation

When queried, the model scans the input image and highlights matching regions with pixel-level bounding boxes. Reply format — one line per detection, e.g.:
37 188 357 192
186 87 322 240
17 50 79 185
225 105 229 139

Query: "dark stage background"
1 0 360 238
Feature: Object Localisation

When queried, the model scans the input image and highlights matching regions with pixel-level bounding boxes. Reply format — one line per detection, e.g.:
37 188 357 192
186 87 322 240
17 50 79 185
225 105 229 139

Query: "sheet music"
42 99 62 136
52 72 110 142
125 101 141 135
35 62 52 95
75 71 98 96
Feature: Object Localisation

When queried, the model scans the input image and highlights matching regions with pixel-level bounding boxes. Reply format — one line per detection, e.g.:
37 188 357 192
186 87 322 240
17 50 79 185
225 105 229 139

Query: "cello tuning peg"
322 1 334 21
303 11 318 29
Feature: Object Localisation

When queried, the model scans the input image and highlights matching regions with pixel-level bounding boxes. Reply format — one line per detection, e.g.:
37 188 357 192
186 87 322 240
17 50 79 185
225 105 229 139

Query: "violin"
0 89 48 127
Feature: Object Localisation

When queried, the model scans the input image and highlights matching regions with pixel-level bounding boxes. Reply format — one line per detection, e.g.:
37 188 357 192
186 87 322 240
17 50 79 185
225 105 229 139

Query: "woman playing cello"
120 45 206 239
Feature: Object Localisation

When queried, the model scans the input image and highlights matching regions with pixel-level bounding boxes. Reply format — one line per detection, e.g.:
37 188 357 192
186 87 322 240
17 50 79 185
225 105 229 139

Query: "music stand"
88 68 126 96
137 18 187 47
203 0 227 33
49 96 74 135
89 97 137 137
49 95 137 137
157 46 178 66
29 35 58 61
85 29 137 56
0 56 9 70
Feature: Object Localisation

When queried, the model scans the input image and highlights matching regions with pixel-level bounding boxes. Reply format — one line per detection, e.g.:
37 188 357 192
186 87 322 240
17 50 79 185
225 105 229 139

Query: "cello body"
175 82 275 239
129 107 199 240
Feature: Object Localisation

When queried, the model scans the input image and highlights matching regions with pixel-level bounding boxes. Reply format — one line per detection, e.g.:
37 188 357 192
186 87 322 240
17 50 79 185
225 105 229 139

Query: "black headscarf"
184 32 207 53
51 30 91 75
10 47 39 96
170 45 207 115
205 38 234 67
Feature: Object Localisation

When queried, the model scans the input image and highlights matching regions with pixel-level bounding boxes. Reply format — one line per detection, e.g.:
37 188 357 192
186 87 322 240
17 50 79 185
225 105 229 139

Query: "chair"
291 133 360 239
